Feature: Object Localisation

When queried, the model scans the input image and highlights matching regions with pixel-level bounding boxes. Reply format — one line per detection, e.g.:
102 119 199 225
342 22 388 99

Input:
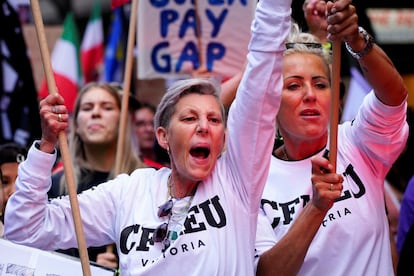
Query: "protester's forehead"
81 87 117 102
0 163 20 181
175 93 221 111
283 53 329 75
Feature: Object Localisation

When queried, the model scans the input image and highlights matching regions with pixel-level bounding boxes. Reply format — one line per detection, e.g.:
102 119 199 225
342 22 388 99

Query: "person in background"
302 0 330 46
48 82 146 269
49 82 145 196
4 0 292 273
395 109 414 276
0 143 27 237
255 0 408 275
0 169 3 237
131 101 169 169
397 216 414 275
398 175 414 252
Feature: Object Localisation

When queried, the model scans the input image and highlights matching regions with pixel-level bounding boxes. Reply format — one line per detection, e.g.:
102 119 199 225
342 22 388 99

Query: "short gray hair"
154 78 226 129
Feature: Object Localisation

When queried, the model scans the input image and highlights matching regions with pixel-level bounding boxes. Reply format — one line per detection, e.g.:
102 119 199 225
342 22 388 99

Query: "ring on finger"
330 183 333 191
58 113 62 122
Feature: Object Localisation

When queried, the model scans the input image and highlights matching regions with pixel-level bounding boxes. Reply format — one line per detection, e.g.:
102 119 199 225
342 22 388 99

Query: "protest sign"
0 239 116 276
137 0 255 80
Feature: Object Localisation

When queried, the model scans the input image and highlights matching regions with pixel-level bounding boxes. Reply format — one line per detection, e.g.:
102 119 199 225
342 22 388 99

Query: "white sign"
367 8 414 44
137 0 255 80
0 239 116 276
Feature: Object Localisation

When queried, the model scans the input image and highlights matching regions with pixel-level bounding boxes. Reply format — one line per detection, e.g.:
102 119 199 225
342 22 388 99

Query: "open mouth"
190 146 210 159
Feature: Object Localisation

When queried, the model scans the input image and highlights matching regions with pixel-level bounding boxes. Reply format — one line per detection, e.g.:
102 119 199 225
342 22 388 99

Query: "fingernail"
327 33 332 41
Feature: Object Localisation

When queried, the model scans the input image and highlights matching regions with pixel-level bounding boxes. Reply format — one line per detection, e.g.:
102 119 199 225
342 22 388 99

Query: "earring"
276 128 283 142
275 128 284 148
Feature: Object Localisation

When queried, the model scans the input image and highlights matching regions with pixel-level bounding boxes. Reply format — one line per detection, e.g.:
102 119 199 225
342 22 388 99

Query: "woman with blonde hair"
48 82 146 267
256 0 408 275
50 82 145 196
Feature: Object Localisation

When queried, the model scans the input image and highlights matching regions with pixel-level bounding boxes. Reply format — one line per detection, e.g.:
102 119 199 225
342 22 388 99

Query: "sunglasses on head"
153 199 174 250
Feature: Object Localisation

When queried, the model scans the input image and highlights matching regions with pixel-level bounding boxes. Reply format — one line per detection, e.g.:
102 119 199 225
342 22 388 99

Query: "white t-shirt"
4 0 292 275
256 92 408 276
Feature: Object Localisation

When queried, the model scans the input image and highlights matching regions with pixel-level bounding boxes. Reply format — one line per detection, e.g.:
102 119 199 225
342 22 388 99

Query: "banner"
0 239 116 276
137 0 255 80
367 8 414 44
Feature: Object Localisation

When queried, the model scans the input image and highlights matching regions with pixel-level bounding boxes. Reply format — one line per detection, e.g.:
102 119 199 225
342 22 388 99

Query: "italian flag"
81 1 104 83
38 12 81 113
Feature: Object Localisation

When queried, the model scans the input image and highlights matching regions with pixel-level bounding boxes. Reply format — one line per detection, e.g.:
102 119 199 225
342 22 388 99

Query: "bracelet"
345 27 374 60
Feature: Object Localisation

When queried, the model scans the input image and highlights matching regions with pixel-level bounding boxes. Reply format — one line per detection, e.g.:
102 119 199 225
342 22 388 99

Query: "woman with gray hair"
4 0 292 274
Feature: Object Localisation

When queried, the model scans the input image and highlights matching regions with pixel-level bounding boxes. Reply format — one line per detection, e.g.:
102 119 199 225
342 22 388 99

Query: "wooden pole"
30 1 91 275
107 0 139 256
328 40 341 173
194 0 205 70
114 0 139 175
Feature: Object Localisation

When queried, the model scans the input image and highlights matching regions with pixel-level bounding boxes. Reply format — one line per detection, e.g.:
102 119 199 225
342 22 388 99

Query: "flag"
340 67 372 123
112 0 130 10
81 1 104 83
38 12 82 113
0 0 41 147
104 7 126 83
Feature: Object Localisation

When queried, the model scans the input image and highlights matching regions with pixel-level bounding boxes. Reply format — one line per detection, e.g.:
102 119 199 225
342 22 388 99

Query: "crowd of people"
1 0 414 275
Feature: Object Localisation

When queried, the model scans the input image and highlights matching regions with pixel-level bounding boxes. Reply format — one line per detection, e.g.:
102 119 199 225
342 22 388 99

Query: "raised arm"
225 0 291 204
303 0 328 44
326 0 407 106
220 62 246 110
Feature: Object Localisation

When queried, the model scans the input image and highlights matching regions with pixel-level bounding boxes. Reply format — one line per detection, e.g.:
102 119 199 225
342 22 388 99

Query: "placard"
367 8 414 44
0 239 116 276
137 0 256 80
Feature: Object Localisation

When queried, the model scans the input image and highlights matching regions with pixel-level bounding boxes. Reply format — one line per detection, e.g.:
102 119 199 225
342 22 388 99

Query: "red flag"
111 0 130 9
38 13 82 113
81 2 104 83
